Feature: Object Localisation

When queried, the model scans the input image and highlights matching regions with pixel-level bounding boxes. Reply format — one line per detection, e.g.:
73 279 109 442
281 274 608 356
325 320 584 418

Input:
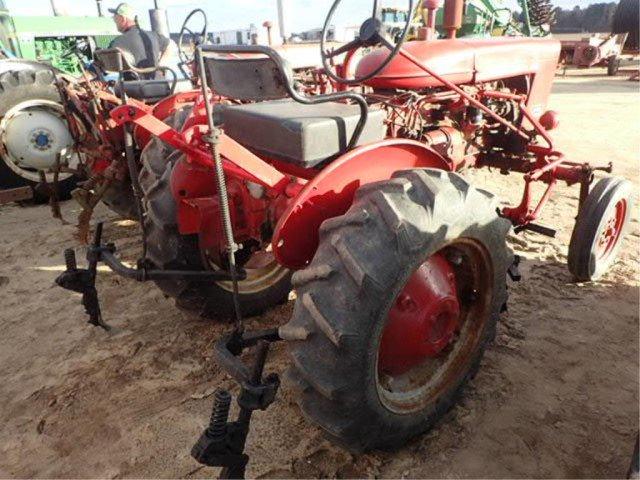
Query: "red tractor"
56 0 632 474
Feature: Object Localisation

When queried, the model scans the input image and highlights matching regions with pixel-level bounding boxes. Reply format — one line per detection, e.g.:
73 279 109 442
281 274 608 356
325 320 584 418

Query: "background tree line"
549 2 619 33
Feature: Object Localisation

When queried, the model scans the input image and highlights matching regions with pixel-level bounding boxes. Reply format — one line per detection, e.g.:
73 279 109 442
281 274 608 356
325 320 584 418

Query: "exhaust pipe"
149 0 170 38
443 0 464 39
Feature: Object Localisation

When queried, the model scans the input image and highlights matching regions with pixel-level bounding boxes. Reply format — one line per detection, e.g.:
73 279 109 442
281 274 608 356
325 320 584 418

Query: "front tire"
281 169 512 452
568 176 632 281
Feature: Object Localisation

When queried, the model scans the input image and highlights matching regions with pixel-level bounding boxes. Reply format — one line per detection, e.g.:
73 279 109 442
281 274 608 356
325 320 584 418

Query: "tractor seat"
218 99 386 168
122 80 172 103
94 48 176 103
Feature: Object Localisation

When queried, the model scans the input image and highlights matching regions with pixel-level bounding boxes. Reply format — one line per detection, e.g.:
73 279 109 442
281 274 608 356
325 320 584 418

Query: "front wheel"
568 176 632 282
281 169 512 452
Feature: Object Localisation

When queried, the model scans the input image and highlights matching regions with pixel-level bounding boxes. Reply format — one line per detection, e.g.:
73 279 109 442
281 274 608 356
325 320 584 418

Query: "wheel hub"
378 253 460 376
596 199 627 259
2 105 74 171
31 130 53 151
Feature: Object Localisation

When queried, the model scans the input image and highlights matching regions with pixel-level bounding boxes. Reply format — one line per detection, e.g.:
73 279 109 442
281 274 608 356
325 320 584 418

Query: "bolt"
35 132 49 148
396 293 417 312
206 389 231 439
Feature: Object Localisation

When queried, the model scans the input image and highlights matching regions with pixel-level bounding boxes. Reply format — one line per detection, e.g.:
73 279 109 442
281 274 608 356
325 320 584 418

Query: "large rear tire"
101 182 137 219
139 109 292 320
281 169 512 452
0 69 79 202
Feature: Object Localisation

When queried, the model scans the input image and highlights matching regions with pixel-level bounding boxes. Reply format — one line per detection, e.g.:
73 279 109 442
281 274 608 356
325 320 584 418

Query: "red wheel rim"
375 240 493 414
596 199 627 260
378 253 461 376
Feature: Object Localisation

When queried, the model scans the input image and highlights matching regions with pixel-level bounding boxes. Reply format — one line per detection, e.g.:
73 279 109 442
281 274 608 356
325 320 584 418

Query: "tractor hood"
357 37 561 90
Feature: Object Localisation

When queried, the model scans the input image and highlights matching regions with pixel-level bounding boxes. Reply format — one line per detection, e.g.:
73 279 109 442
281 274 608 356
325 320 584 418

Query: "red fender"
272 139 450 270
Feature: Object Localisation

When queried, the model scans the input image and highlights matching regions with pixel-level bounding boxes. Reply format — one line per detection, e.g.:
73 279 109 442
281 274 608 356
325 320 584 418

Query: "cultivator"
53 63 199 239
54 0 632 477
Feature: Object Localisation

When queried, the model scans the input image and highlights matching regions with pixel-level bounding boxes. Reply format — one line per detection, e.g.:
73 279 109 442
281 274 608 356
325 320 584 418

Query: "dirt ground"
0 68 638 479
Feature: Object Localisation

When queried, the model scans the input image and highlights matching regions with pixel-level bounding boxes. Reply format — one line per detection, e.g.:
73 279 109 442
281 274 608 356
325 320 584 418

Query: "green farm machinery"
0 1 117 75
445 0 554 37
383 0 554 40
0 1 118 200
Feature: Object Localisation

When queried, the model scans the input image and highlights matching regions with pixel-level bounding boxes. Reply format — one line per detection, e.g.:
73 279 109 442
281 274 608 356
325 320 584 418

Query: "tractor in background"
55 0 632 475
383 0 555 41
0 1 117 76
0 0 119 200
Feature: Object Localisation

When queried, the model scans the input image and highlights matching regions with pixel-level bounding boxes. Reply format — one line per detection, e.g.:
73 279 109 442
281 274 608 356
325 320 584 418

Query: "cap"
108 3 134 18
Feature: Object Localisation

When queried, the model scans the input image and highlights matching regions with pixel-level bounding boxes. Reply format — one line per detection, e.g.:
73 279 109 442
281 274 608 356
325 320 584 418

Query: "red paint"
134 90 200 148
378 253 460 376
357 38 560 115
443 0 464 38
596 199 627 260
272 139 449 269
539 110 560 131
110 105 289 192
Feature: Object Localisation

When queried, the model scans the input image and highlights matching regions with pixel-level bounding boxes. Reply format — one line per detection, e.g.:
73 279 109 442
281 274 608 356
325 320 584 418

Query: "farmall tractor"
57 0 632 476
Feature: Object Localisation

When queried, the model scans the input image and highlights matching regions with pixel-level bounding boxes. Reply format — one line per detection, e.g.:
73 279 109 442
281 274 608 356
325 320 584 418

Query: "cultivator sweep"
54 0 632 477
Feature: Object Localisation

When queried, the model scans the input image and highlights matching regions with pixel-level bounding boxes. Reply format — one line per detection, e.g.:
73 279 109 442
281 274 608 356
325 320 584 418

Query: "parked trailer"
556 32 629 76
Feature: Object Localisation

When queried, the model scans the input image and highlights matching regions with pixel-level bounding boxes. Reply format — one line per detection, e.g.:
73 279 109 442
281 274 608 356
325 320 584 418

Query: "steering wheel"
321 0 414 85
178 8 208 66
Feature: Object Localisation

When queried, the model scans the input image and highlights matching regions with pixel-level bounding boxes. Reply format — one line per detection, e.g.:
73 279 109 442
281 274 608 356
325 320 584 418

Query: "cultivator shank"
192 331 282 479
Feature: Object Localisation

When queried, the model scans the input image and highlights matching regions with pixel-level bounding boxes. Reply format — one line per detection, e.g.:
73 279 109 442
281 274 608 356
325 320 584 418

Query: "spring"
207 389 232 439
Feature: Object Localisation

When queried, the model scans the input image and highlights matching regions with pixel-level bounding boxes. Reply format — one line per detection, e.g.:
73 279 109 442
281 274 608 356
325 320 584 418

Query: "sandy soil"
0 69 638 479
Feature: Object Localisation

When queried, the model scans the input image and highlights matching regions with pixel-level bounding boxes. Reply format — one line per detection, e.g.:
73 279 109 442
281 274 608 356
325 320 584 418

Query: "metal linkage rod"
196 46 244 331
115 51 149 260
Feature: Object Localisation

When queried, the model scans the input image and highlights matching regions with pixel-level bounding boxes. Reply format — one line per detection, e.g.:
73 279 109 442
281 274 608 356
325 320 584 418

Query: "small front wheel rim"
595 199 627 261
376 239 494 415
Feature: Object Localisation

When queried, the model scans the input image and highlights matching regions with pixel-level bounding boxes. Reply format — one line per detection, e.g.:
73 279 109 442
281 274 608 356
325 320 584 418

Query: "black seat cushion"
218 100 387 168
122 80 172 102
